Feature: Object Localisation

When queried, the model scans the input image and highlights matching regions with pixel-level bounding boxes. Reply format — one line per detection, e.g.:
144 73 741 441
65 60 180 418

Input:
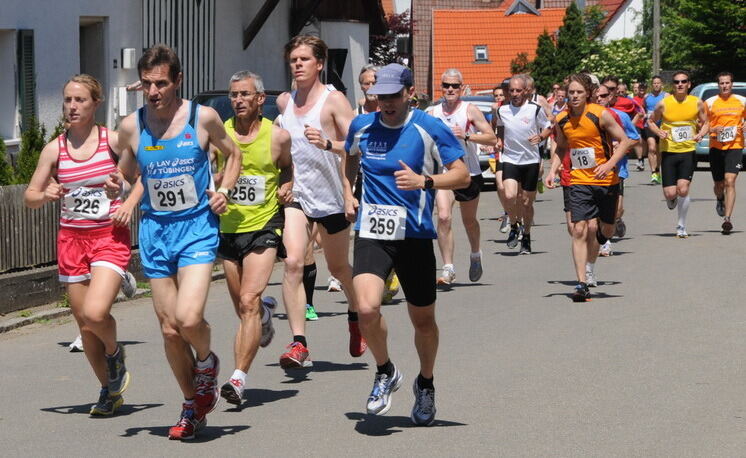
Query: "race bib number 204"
360 203 407 240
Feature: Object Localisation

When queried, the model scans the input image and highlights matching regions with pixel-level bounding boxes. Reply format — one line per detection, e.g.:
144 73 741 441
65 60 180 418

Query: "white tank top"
280 86 345 217
430 102 481 175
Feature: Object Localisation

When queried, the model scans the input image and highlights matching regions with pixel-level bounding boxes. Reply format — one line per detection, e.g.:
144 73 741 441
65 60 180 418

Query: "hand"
657 130 668 140
528 134 542 145
277 182 294 205
206 189 228 215
714 126 724 134
593 162 614 180
111 202 134 227
303 124 326 150
450 125 466 140
105 172 123 199
394 160 424 191
693 133 703 142
44 177 65 202
344 196 359 222
544 171 556 189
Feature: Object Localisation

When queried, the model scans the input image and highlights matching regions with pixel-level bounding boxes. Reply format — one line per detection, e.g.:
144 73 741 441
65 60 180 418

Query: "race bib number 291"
147 174 198 211
360 203 407 240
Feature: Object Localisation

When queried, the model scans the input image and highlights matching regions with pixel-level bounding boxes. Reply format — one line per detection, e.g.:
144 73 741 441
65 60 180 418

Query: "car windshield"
700 87 746 100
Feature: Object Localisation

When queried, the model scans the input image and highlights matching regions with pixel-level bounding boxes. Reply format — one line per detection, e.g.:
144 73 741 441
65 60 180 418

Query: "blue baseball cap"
368 63 413 95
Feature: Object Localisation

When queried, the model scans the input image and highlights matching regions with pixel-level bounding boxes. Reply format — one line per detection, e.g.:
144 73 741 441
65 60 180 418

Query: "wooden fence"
0 185 141 273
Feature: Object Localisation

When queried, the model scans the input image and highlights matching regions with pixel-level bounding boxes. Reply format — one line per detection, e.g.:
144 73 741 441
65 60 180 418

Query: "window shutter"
17 29 36 132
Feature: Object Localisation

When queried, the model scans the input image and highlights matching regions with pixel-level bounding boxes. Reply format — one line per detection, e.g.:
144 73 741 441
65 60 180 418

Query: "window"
474 45 488 62
17 29 35 133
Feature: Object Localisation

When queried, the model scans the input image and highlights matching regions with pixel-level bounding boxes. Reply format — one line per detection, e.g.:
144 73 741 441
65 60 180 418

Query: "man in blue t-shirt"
643 75 668 183
344 63 469 426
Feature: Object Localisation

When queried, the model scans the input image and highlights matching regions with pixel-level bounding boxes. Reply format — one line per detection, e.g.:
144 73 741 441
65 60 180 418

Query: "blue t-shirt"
610 107 639 180
644 92 667 126
345 109 464 239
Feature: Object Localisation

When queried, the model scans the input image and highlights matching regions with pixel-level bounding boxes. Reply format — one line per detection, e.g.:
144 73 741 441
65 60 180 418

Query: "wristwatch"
324 139 333 151
423 176 434 190
217 187 231 198
464 132 471 142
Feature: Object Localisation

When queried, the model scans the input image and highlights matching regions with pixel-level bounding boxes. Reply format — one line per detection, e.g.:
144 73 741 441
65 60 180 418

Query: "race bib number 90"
717 126 737 143
671 125 693 143
230 175 266 206
64 187 110 220
360 203 407 240
570 147 597 170
147 174 198 211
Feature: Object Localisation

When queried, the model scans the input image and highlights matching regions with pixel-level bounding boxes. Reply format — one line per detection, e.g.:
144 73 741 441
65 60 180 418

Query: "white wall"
601 0 643 42
394 0 412 14
321 21 369 108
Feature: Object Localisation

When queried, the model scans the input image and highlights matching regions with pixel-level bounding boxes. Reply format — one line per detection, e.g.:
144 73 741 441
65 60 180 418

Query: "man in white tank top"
426 68 496 284
275 35 366 369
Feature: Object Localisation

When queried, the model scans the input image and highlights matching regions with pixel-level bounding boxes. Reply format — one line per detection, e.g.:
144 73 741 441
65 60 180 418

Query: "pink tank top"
57 126 122 229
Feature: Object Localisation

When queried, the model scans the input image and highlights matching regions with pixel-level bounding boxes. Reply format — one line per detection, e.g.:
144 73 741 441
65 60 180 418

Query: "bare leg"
408 303 438 379
354 273 388 365
435 190 455 266
458 197 481 254
318 224 358 312
282 207 312 337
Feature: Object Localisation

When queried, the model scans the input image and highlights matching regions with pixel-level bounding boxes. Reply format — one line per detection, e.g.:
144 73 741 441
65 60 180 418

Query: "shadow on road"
56 340 146 349
41 402 162 416
223 388 299 412
344 412 467 436
547 280 622 287
120 424 250 442
264 361 368 383
642 232 702 238
494 250 548 256
437 282 490 292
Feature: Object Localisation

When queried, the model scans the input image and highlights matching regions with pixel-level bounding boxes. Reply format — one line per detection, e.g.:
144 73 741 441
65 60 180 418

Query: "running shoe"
506 224 521 249
194 353 220 416
537 179 545 194
411 379 436 426
121 271 137 298
89 388 123 416
260 297 276 348
722 218 733 235
437 264 456 285
666 196 678 210
168 403 206 441
69 334 84 352
651 172 661 184
468 252 483 281
585 268 598 287
220 378 244 406
305 304 319 321
572 283 591 302
499 215 510 233
106 343 130 396
519 236 531 255
636 162 645 172
716 198 725 217
349 321 367 357
327 276 342 292
614 218 626 238
280 342 313 369
599 240 612 257
382 272 400 304
366 366 403 415
676 225 689 238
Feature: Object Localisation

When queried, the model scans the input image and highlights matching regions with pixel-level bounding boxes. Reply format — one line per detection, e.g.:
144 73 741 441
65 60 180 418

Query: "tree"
510 52 530 75
583 4 607 39
0 137 13 186
530 31 560 96
578 39 651 85
555 3 589 78
13 117 46 184
369 10 412 66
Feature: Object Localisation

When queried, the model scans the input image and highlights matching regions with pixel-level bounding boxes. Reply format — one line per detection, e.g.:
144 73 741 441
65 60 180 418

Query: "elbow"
460 170 471 188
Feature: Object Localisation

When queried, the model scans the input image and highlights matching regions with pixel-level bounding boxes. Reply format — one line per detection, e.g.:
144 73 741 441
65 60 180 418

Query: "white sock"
196 352 214 369
470 251 482 259
677 195 690 227
586 262 595 273
444 263 454 270
231 369 246 385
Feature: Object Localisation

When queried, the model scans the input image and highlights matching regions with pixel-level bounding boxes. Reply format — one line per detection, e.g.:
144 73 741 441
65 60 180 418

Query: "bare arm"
467 104 497 147
271 125 294 205
694 99 709 142
303 91 354 155
647 101 667 139
203 107 241 190
23 141 63 208
394 158 470 191
595 110 633 179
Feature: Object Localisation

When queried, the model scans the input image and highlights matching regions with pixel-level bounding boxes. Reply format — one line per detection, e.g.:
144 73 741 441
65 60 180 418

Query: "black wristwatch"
324 139 333 151
423 176 434 190
464 132 471 142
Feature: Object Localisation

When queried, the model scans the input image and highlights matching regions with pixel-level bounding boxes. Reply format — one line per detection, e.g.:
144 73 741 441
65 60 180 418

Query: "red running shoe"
193 352 220 416
279 342 312 368
349 321 367 357
168 403 206 440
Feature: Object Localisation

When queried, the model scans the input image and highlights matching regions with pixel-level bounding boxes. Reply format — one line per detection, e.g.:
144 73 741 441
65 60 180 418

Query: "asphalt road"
3 167 746 457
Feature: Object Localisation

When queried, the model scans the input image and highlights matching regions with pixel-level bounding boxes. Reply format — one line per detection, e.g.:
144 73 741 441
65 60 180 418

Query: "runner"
633 82 648 171
491 84 511 234
213 70 293 405
648 71 709 238
545 73 632 302
497 74 552 254
602 76 645 178
705 71 746 234
24 74 134 416
644 76 668 183
427 68 496 284
276 35 366 368
344 63 470 425
109 44 242 440
525 75 554 194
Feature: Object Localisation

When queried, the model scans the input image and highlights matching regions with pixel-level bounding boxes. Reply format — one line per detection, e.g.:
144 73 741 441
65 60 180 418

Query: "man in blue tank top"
643 75 668 184
344 63 469 426
108 44 241 441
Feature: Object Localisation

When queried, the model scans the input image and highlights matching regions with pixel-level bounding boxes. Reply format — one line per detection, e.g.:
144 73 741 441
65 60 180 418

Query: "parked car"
689 82 746 165
430 95 497 185
191 90 283 122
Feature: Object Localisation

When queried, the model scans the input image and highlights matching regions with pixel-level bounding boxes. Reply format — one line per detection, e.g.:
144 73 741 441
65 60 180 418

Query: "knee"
725 177 736 188
81 307 110 327
357 302 381 326
238 292 262 317
327 261 351 279
283 255 304 277
160 322 182 342
411 313 438 335
571 224 587 239
437 212 452 227
175 311 204 333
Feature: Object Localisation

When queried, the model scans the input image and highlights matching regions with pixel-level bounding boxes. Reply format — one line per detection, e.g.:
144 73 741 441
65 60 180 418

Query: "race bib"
671 125 693 143
64 187 110 220
717 126 737 143
570 147 597 170
147 174 198 211
229 175 266 206
360 203 407 240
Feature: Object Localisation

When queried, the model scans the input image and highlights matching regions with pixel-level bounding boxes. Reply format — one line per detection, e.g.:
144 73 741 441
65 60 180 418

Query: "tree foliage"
530 31 560 95
369 10 412 66
13 117 46 184
578 39 651 85
555 3 589 78
0 137 13 186
510 52 530 75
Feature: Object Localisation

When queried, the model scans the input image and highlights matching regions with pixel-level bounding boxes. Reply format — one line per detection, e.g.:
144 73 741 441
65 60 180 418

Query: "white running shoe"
676 225 689 238
327 276 342 292
69 334 84 352
599 240 612 257
121 271 137 298
585 269 598 288
437 264 456 285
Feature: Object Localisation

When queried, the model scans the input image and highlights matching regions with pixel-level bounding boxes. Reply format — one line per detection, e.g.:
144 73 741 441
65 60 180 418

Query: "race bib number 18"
360 203 407 240
230 175 266 206
718 126 737 143
671 125 693 143
147 174 198 211
570 147 597 170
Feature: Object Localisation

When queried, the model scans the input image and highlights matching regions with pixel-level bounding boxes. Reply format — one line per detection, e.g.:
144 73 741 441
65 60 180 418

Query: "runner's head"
671 71 691 96
285 35 327 85
636 82 647 98
525 74 536 95
228 70 266 120
651 75 663 93
359 64 380 102
492 85 505 105
567 73 594 112
601 75 619 102
617 82 628 98
508 74 529 106
63 74 103 126
440 68 463 104
555 87 567 105
138 44 183 111
368 63 414 125
595 84 611 107
717 71 734 96
552 83 560 98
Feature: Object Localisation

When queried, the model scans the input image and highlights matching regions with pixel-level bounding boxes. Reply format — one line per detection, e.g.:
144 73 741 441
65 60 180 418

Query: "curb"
0 270 226 334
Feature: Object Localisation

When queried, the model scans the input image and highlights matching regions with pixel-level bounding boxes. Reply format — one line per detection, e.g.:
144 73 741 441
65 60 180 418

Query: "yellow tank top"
660 95 699 153
219 117 281 233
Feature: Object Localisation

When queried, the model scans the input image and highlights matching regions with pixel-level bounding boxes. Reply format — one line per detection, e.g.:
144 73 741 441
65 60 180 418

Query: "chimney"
536 0 542 9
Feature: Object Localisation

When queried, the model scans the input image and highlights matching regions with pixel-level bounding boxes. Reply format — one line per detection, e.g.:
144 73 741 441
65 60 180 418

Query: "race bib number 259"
360 203 407 240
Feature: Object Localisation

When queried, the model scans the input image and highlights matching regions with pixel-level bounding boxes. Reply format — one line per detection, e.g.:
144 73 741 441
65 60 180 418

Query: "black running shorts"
568 184 620 224
709 148 743 182
660 151 695 187
502 162 541 192
454 175 483 202
286 202 350 235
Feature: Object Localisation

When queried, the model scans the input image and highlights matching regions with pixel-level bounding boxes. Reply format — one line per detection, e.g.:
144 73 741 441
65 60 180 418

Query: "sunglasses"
442 83 461 89
604 85 617 91
673 79 689 85
597 93 610 98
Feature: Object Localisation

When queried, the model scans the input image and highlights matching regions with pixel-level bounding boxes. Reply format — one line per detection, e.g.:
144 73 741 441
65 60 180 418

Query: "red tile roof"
382 0 395 16
431 8 566 94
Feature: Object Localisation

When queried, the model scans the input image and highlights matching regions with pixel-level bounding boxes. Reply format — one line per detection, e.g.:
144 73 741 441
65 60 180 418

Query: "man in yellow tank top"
648 71 709 238
705 71 746 234
214 70 293 406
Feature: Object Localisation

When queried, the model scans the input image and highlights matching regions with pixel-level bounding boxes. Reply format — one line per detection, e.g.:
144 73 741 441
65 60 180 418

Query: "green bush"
0 137 13 185
12 117 47 184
